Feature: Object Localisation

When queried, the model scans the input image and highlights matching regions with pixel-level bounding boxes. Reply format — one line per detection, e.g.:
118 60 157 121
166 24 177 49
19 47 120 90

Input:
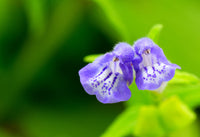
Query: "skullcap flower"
79 43 134 103
79 38 181 103
133 38 180 91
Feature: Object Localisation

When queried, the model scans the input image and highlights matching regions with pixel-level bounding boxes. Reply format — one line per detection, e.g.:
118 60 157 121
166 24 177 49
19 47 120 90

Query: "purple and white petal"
95 72 131 103
135 62 179 90
133 37 180 91
79 43 134 103
79 53 113 94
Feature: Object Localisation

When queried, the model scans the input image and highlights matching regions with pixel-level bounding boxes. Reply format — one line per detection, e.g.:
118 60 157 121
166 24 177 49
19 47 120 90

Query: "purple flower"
133 38 181 91
79 43 134 103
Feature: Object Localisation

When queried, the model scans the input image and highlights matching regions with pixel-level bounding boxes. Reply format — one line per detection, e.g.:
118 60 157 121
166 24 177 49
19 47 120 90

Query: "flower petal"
135 61 180 90
95 72 131 103
79 53 113 94
119 63 133 85
113 42 135 64
133 37 180 91
79 52 132 103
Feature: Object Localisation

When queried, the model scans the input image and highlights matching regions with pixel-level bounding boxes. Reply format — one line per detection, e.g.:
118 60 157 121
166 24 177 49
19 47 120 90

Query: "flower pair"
79 38 180 103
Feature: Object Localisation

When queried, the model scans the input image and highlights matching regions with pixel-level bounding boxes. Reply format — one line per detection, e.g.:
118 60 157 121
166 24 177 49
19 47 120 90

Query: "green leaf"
101 106 139 137
83 54 103 63
164 84 200 108
159 96 196 132
134 106 165 137
147 24 163 43
169 120 200 137
133 97 196 137
163 71 200 108
168 70 200 85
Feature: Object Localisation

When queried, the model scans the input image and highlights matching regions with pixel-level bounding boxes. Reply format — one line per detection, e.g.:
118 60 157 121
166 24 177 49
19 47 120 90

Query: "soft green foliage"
164 71 200 108
147 24 163 44
168 70 200 85
84 54 103 63
159 96 196 132
93 0 131 42
169 121 200 137
24 0 47 38
0 0 84 117
20 106 115 137
103 96 196 137
134 106 165 137
101 106 139 137
134 96 196 136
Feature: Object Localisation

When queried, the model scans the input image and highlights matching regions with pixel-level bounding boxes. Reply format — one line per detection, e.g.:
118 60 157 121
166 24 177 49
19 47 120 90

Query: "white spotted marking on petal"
154 63 163 72
89 58 123 97
142 62 171 84
147 66 153 75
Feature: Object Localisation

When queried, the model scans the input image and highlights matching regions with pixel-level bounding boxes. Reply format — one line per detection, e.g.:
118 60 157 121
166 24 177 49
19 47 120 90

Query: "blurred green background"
0 0 200 137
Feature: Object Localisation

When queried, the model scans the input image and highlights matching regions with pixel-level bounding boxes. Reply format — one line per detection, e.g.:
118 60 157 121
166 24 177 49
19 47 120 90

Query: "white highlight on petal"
140 54 152 67
139 49 158 69
110 59 123 74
